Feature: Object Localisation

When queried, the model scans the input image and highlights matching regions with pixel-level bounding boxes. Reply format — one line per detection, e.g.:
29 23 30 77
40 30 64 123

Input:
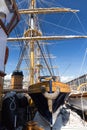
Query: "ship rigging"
1 0 87 130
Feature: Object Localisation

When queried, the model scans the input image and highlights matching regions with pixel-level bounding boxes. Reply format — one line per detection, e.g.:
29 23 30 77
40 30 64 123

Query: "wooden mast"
29 0 35 85
24 0 42 85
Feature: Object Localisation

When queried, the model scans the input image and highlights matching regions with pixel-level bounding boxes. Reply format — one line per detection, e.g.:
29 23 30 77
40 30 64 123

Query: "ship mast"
24 0 42 85
29 0 35 85
8 1 86 85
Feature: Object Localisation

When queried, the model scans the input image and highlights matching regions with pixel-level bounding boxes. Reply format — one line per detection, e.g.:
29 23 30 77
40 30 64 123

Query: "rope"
45 43 55 76
75 13 87 34
39 18 83 35
9 96 16 111
36 41 53 77
78 49 87 82
41 86 60 100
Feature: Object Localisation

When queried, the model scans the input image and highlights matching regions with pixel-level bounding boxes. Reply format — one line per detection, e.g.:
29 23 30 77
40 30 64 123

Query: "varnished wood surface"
28 81 71 93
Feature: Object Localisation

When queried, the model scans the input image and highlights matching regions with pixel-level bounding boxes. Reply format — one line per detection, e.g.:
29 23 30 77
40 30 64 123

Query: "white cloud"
4 73 29 82
60 76 74 83
4 73 12 80
23 75 29 81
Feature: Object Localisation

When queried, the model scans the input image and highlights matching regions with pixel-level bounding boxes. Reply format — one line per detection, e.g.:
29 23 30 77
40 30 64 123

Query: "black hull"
30 92 67 125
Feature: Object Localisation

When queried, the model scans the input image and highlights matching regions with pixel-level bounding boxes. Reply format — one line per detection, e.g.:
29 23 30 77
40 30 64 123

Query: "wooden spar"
7 35 87 42
23 55 56 59
18 8 79 14
20 66 58 70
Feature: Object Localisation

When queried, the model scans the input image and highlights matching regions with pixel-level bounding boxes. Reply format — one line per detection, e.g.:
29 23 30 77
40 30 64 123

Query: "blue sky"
6 0 87 82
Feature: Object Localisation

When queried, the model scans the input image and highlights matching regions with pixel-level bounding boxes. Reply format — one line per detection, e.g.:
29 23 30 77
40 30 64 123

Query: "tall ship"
0 0 87 130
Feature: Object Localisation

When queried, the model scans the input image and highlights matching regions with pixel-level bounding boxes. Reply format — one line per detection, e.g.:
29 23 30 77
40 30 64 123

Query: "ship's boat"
66 83 87 112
